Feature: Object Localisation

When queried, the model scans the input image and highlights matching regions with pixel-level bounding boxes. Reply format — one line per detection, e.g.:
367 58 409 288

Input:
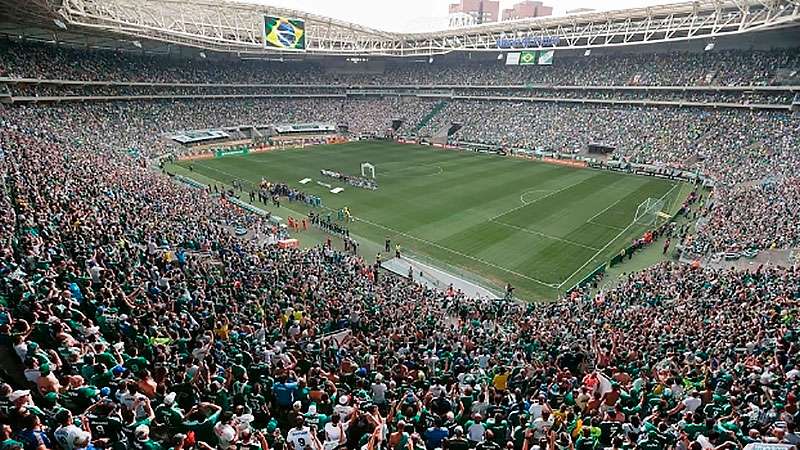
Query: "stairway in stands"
431 122 463 145
414 100 447 133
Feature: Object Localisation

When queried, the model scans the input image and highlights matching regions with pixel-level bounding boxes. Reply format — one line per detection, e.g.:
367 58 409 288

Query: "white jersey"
288 426 314 450
324 422 349 450
54 425 82 450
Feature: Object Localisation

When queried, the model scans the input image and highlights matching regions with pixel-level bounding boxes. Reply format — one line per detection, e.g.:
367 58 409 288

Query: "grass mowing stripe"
188 159 559 290
491 220 601 251
488 177 589 222
352 215 560 289
586 221 625 231
557 182 681 289
587 198 623 223
180 142 689 301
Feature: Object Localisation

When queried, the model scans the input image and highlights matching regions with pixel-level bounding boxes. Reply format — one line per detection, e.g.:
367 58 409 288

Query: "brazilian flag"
264 16 306 50
519 51 539 65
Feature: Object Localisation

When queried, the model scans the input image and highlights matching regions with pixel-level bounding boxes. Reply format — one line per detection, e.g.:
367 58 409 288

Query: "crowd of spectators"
2 40 799 87
2 55 798 255
0 40 798 450
424 103 799 181
424 100 800 254
1 98 799 450
7 83 794 108
0 98 430 143
451 90 796 106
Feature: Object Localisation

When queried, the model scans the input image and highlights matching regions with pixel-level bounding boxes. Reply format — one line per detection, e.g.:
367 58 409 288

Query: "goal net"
634 197 666 226
361 162 375 179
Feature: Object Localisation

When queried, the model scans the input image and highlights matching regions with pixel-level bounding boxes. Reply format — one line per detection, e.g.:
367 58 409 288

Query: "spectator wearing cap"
7 391 44 427
154 393 184 430
333 396 353 422
133 424 161 450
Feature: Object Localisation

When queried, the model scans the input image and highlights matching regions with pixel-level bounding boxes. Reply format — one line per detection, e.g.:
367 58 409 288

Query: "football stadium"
0 0 799 449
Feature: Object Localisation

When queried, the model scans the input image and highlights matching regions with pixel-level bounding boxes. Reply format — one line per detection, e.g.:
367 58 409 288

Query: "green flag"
538 50 555 65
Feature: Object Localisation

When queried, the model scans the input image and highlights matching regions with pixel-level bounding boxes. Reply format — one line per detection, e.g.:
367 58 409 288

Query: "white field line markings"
488 179 586 222
191 161 559 289
587 221 626 232
400 256 503 299
193 160 675 292
246 153 445 178
519 189 552 205
380 164 444 177
353 215 560 288
587 198 623 223
492 220 601 251
557 182 681 289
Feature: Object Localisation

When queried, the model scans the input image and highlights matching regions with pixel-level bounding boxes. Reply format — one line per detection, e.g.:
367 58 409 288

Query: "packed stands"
0 36 799 450
2 40 799 86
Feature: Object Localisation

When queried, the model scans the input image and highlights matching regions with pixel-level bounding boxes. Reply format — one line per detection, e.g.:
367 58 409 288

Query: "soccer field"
176 141 689 300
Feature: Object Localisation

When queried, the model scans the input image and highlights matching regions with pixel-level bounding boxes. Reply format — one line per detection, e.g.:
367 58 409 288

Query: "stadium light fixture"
53 19 67 30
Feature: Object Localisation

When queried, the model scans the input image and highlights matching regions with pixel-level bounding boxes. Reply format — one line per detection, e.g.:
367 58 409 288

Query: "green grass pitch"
175 141 689 300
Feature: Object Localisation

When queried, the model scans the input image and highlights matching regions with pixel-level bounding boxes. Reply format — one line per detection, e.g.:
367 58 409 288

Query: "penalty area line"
491 220 601 252
519 189 552 205
188 160 560 290
558 183 681 290
587 198 623 223
488 179 586 222
353 216 560 289
586 221 625 232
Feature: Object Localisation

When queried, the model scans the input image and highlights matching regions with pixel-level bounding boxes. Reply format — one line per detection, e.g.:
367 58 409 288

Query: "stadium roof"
0 0 798 57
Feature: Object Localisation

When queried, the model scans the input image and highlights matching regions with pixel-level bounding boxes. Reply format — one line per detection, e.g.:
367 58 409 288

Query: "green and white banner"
505 50 555 66
538 50 555 65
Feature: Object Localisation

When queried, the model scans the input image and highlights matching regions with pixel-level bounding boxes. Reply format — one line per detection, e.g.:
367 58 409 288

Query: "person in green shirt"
182 402 222 445
154 392 185 429
637 430 667 450
510 414 530 450
133 424 163 450
574 427 599 450
485 413 508 445
303 403 329 428
0 424 23 450
679 413 708 440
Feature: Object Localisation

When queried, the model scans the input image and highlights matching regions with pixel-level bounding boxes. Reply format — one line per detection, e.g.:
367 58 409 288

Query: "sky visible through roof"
253 0 680 32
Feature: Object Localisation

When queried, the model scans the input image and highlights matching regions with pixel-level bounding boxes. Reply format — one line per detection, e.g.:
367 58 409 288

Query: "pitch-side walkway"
381 256 501 300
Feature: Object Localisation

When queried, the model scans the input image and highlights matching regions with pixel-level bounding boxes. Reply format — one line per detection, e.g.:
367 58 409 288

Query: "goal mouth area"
633 197 666 226
360 162 375 179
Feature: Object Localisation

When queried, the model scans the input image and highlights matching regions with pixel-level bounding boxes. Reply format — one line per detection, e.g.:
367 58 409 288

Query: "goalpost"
633 197 666 226
361 162 375 179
